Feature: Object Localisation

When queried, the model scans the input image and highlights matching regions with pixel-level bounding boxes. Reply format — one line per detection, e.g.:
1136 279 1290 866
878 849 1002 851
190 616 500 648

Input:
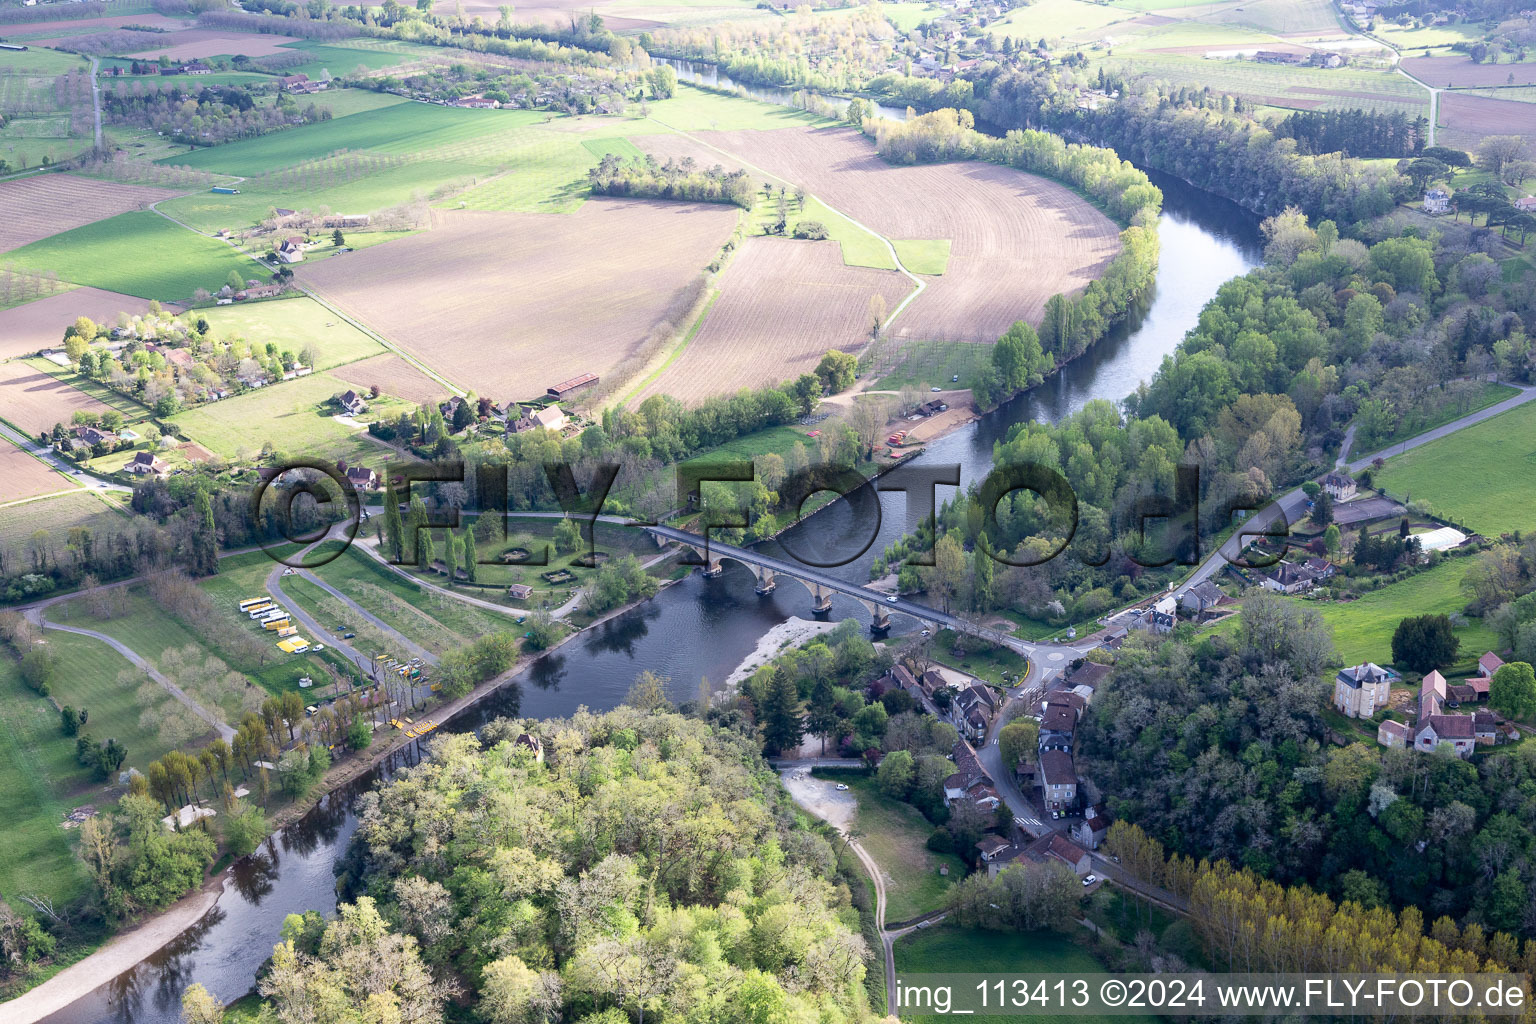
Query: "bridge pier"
870 607 891 633
700 558 724 579
754 568 777 596
810 582 833 617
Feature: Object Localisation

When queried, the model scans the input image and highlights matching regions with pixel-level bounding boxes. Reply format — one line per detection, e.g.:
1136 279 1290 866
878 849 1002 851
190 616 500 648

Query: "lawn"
310 88 409 119
1374 397 1536 537
811 770 964 923
1216 558 1498 672
196 297 385 371
4 211 268 302
641 82 832 132
892 926 1156 1024
167 371 398 463
450 124 643 214
871 338 993 391
893 239 951 275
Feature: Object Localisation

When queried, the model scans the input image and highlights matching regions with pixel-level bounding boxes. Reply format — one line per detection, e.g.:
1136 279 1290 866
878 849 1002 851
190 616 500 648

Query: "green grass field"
893 926 1154 1024
4 211 268 302
747 192 897 270
196 297 385 371
271 39 434 82
812 771 964 922
893 239 951 276
0 491 126 554
1216 558 1497 671
167 371 399 463
1101 53 1429 117
450 124 641 214
162 102 543 174
642 82 832 132
1374 398 1536 537
871 338 993 391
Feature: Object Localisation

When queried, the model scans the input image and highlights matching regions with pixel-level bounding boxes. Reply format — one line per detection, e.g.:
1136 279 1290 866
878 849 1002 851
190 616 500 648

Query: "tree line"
587 153 757 209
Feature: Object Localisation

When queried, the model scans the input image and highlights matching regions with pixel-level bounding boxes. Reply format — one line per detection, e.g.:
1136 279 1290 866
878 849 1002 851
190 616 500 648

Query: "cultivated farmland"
638 237 913 403
0 436 70 504
1402 56 1536 89
1437 92 1536 151
4 210 268 301
0 286 149 360
121 30 304 61
0 359 110 433
0 174 178 254
697 125 1120 340
333 353 449 406
299 202 738 398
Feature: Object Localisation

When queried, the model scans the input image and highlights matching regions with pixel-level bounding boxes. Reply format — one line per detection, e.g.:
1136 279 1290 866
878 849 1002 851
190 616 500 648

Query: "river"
35 174 1261 1024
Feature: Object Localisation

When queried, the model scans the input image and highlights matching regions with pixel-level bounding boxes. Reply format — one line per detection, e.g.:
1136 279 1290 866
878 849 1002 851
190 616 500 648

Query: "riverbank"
724 615 840 688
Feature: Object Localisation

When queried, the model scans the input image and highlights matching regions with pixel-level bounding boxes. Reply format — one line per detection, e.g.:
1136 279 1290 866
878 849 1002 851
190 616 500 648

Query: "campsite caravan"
247 603 276 618
239 597 269 611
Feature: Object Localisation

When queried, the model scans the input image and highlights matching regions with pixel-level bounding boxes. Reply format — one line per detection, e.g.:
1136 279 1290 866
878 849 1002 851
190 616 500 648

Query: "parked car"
1082 874 1097 887
930 386 941 392
342 632 356 639
835 784 849 791
951 374 959 382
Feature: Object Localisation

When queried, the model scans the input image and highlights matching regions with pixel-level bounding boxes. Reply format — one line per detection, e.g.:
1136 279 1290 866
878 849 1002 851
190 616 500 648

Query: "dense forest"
1272 108 1428 160
231 709 882 1023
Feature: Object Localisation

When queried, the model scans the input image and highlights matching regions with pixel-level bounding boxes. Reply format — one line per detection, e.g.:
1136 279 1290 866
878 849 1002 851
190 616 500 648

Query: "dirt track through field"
0 175 178 255
637 237 913 404
299 201 737 401
643 125 1120 341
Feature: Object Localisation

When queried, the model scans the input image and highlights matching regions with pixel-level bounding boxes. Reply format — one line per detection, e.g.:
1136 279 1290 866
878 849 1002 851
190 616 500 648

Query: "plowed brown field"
638 237 913 404
0 437 70 504
1403 56 1536 88
640 126 1120 341
299 201 737 402
0 287 151 360
0 175 178 254
0 360 110 433
1438 92 1536 150
333 353 449 406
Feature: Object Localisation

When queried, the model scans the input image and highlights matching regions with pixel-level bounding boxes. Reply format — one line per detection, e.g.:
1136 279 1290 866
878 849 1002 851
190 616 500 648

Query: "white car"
835 784 849 791
930 386 941 392
1082 874 1097 887
886 595 898 603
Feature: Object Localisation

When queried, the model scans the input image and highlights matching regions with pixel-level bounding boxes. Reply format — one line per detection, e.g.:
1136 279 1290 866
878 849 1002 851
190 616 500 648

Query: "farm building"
507 405 566 434
547 373 598 397
507 584 534 600
277 74 311 91
277 237 306 263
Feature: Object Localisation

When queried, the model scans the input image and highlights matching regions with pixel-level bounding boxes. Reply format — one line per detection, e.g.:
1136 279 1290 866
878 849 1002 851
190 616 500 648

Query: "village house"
1334 661 1393 718
1073 804 1111 850
1517 196 1536 213
1260 560 1319 594
976 834 1014 867
1304 557 1336 581
514 732 544 762
277 73 311 91
943 741 1001 812
1019 832 1091 876
1131 594 1176 633
951 682 997 742
126 451 168 476
276 236 306 264
182 61 212 75
507 583 534 601
1039 748 1077 810
506 404 567 435
73 425 117 447
344 465 378 491
1062 660 1111 696
1323 471 1357 500
1378 718 1411 749
1423 188 1452 214
1178 580 1225 618
338 390 368 416
1411 670 1476 758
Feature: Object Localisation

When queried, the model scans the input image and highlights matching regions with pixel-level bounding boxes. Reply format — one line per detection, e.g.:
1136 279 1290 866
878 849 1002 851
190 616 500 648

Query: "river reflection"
35 173 1261 1024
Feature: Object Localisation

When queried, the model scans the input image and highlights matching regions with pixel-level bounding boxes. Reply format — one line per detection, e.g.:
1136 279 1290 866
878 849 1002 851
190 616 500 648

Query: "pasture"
160 102 541 175
0 491 124 556
453 126 645 214
4 211 267 301
197 296 386 371
811 770 964 922
0 359 111 434
0 437 72 504
637 237 912 404
893 239 951 276
167 371 397 463
0 286 150 361
697 125 1120 341
1109 53 1427 116
1374 399 1536 537
299 203 737 399
893 927 1149 1024
1312 559 1497 670
0 174 177 255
